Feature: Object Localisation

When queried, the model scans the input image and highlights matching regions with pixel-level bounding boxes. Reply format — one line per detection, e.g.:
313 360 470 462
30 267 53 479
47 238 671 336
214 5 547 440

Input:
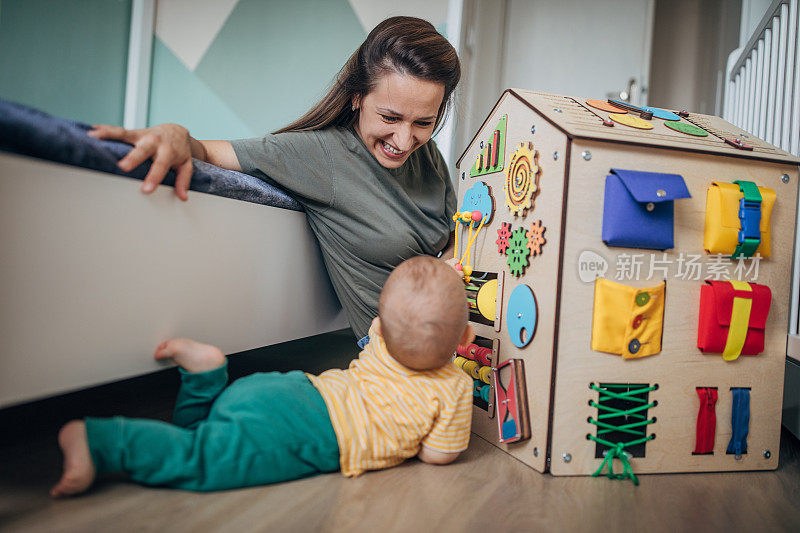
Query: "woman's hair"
274 16 460 135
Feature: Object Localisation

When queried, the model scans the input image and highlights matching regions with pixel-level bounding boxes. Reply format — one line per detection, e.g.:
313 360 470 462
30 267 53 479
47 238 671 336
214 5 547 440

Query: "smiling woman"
89 16 461 339
353 72 444 168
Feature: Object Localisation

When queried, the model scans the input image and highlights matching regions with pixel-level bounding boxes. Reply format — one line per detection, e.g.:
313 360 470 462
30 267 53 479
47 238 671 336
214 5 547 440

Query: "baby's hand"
154 338 225 373
444 256 462 274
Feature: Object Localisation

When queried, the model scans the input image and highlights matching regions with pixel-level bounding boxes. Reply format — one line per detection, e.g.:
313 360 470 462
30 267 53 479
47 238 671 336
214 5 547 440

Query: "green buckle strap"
733 238 760 258
734 179 762 202
732 180 762 258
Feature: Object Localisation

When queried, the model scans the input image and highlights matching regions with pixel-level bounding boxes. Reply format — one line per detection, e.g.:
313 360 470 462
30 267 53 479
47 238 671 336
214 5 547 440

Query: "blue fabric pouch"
601 168 691 250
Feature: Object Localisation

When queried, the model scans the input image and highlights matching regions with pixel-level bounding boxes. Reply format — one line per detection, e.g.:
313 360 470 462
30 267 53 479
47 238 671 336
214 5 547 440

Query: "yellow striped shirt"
307 325 473 477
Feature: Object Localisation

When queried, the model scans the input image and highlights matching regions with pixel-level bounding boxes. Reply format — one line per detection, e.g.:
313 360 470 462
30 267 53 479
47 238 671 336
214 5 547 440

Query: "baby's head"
376 256 472 371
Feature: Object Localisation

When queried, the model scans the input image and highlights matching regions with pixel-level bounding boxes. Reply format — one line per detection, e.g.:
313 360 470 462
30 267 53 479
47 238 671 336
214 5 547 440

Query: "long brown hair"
274 16 460 135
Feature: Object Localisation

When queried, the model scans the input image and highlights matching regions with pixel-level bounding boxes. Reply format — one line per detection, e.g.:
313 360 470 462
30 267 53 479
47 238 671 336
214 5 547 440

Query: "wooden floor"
2 330 800 532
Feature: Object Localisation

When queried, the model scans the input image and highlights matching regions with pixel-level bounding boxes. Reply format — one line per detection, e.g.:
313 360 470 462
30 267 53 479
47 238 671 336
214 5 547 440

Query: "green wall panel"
194 0 365 136
148 38 255 140
0 0 131 125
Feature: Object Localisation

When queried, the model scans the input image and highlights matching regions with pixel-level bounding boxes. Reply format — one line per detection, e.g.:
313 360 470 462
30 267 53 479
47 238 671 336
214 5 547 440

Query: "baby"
51 255 475 496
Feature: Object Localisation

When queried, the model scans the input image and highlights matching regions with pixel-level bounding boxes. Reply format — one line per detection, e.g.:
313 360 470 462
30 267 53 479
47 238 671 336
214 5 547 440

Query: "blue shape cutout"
459 181 494 228
507 285 537 348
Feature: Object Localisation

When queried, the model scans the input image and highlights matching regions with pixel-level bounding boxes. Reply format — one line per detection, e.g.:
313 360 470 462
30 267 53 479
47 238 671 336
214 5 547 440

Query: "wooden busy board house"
451 89 800 480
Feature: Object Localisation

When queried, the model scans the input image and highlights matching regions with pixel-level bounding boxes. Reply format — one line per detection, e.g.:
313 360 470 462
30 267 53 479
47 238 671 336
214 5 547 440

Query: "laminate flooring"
2 330 800 532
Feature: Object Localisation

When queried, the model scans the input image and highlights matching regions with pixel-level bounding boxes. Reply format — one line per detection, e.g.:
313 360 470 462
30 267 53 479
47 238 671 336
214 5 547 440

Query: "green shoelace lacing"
588 383 657 486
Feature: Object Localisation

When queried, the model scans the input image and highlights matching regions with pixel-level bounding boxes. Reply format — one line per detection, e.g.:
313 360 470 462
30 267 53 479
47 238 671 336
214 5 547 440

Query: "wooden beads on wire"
452 209 488 284
455 263 473 277
454 355 492 384
457 342 494 402
454 356 480 379
473 380 492 402
457 343 492 366
454 210 483 226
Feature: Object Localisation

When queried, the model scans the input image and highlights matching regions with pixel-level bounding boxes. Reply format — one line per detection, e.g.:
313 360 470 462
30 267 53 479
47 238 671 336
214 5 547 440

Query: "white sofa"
0 153 348 407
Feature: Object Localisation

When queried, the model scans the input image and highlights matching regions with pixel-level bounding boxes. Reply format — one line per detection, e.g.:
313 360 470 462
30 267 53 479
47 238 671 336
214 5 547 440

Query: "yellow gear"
504 141 540 216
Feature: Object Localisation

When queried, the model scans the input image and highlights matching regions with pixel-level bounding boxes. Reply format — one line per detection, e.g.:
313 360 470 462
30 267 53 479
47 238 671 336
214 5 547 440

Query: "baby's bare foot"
50 421 95 498
154 338 225 373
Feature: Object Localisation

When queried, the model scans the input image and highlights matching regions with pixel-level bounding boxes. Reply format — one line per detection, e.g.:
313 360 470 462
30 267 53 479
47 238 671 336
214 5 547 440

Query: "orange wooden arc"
585 99 628 113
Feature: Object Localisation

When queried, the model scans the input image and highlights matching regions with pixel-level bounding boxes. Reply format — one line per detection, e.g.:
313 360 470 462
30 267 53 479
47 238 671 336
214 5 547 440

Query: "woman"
89 17 460 340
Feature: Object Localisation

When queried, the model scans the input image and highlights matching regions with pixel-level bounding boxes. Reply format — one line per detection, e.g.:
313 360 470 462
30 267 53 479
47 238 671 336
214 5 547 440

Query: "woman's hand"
88 123 196 201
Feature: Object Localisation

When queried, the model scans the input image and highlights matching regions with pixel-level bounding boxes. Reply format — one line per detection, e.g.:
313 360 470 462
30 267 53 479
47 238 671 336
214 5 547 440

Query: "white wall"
452 0 654 163
648 0 741 115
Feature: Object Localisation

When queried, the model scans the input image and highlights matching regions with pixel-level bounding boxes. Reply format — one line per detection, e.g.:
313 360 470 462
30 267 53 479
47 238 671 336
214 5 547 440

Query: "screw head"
553 151 559 160
533 447 539 457
763 449 772 459
646 202 655 212
531 125 536 134
582 150 592 161
782 174 790 183
562 453 572 463
554 108 563 113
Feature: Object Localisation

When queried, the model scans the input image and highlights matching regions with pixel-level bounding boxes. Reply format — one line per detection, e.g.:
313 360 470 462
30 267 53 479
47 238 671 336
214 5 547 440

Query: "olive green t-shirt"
231 127 456 338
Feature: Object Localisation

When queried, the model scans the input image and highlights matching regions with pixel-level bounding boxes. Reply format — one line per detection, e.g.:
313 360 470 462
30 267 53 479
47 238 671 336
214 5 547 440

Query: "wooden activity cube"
454 90 800 476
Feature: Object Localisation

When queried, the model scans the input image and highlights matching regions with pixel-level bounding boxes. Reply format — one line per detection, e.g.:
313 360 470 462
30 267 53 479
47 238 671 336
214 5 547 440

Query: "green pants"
86 364 340 491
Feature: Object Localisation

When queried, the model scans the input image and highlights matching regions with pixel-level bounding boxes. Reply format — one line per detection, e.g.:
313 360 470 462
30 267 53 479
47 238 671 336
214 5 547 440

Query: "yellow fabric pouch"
703 181 775 257
591 278 666 359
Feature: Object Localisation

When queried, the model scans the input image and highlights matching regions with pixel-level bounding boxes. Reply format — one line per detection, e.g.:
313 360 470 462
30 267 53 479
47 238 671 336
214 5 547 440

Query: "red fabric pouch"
697 280 771 355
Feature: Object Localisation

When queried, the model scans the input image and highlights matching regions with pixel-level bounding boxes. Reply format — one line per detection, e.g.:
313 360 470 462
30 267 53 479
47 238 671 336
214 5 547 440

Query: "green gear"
507 227 530 277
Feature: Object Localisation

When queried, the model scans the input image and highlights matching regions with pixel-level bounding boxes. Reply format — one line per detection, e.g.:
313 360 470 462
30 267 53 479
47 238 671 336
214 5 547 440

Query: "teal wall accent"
0 0 131 125
0 0 428 144
190 0 365 137
148 38 256 140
